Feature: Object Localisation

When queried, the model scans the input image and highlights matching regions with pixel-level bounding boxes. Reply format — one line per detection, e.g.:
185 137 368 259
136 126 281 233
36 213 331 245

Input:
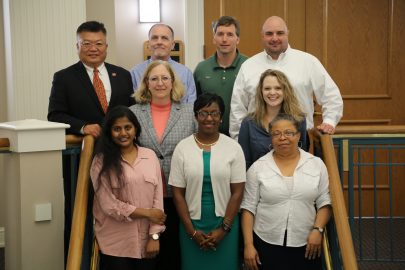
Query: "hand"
147 209 166 225
200 228 226 250
317 123 335 135
244 243 261 270
192 230 212 250
305 230 323 259
145 238 159 258
83 124 102 137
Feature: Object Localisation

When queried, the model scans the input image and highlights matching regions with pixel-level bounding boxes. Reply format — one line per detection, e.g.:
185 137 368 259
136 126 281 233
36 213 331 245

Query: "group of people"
48 14 342 270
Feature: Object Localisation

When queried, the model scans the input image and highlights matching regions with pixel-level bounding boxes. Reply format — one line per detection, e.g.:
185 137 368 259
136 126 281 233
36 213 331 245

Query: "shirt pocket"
298 167 321 200
257 172 286 203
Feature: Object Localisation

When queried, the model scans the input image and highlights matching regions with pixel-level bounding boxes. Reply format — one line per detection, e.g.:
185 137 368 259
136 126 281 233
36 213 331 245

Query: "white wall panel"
3 0 86 121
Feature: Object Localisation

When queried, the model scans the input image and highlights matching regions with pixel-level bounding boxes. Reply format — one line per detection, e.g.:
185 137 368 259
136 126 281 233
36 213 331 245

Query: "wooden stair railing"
311 129 358 270
0 138 10 150
66 135 95 270
335 125 405 134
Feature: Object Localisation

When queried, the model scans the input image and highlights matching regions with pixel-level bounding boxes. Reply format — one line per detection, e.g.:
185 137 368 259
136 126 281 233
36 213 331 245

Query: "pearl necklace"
193 133 219 147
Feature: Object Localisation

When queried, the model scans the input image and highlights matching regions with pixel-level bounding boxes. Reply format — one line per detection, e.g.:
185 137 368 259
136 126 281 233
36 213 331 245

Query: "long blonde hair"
250 69 304 129
134 60 185 103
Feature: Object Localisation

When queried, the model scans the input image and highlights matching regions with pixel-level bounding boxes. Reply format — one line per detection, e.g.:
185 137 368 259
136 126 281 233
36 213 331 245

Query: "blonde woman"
130 60 197 270
238 69 306 169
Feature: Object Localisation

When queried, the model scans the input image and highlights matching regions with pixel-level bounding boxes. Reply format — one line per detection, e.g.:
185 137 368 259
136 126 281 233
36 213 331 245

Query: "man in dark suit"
48 21 134 136
47 21 134 266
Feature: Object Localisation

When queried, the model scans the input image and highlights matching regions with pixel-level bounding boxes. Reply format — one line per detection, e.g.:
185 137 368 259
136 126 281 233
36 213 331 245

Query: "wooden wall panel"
327 0 389 98
204 0 405 125
203 0 306 58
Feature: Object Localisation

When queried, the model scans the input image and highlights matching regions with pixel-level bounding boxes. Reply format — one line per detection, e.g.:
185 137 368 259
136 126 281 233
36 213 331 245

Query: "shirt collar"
83 62 106 73
265 44 290 62
267 148 314 173
213 49 242 69
148 57 173 64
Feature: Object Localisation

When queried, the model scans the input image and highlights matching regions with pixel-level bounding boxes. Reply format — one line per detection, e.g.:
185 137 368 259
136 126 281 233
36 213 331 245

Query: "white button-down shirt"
229 46 343 139
241 149 331 247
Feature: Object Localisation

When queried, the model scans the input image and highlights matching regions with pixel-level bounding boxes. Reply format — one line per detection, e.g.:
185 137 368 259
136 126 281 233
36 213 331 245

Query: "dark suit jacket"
48 61 135 134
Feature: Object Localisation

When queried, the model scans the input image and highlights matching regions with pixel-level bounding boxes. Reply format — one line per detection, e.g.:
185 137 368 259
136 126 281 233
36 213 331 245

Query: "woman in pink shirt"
91 106 166 270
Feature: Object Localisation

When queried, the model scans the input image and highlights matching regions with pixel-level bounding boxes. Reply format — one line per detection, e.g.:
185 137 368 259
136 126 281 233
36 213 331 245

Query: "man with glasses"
47 21 134 265
130 23 196 103
48 20 134 136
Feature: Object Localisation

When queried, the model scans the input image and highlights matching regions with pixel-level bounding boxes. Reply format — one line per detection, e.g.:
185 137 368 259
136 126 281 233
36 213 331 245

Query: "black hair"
76 21 107 35
193 93 225 118
94 106 141 188
269 113 301 133
213 16 241 37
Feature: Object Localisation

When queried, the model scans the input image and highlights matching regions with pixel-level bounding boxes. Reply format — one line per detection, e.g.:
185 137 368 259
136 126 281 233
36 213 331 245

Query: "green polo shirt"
194 51 247 136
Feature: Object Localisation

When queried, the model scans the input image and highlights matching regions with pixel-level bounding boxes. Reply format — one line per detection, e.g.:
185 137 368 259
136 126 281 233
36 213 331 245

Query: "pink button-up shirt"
91 146 165 258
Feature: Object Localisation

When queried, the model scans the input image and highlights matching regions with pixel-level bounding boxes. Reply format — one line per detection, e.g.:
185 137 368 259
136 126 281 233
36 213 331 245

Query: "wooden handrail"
313 129 358 270
66 135 95 270
0 137 10 147
336 125 405 134
66 134 84 145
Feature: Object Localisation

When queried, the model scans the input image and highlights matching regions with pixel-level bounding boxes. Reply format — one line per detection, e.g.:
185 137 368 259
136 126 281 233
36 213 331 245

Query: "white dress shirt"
241 149 331 247
229 46 343 139
83 62 112 102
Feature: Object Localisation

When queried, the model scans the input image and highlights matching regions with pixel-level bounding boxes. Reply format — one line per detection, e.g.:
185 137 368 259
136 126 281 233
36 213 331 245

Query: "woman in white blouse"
241 113 331 270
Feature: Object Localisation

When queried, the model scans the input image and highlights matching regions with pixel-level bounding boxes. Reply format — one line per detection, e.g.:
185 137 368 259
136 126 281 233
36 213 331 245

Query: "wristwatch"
313 227 324 234
151 233 160 240
221 222 232 233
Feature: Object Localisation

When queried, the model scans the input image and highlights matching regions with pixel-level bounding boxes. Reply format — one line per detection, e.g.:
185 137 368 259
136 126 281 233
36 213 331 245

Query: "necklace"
193 133 219 147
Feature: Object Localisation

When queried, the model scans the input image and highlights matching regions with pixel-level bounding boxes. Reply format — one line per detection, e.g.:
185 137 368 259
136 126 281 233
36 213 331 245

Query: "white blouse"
241 149 331 247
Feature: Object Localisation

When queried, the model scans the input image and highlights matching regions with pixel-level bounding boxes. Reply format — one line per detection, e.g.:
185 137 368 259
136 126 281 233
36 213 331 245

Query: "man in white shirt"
229 16 343 139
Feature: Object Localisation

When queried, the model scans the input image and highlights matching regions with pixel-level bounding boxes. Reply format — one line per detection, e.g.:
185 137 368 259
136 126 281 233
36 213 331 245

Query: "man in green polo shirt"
194 16 247 136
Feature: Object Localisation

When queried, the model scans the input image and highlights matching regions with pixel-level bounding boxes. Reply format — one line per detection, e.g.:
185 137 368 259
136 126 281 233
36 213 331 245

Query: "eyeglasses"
197 111 221 119
148 76 172 84
79 41 106 49
270 130 298 138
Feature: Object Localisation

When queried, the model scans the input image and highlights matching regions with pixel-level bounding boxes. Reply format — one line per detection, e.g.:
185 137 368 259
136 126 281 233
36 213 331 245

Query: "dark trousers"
100 253 157 270
62 154 77 266
157 198 181 270
253 232 322 270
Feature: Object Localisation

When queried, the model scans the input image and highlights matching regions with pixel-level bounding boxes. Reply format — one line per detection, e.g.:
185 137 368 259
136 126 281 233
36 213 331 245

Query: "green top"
194 51 247 135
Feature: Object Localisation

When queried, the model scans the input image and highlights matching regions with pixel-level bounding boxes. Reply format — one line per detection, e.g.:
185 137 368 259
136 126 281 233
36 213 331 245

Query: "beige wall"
114 0 186 70
0 1 7 122
86 0 117 64
4 151 64 269
3 0 85 121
